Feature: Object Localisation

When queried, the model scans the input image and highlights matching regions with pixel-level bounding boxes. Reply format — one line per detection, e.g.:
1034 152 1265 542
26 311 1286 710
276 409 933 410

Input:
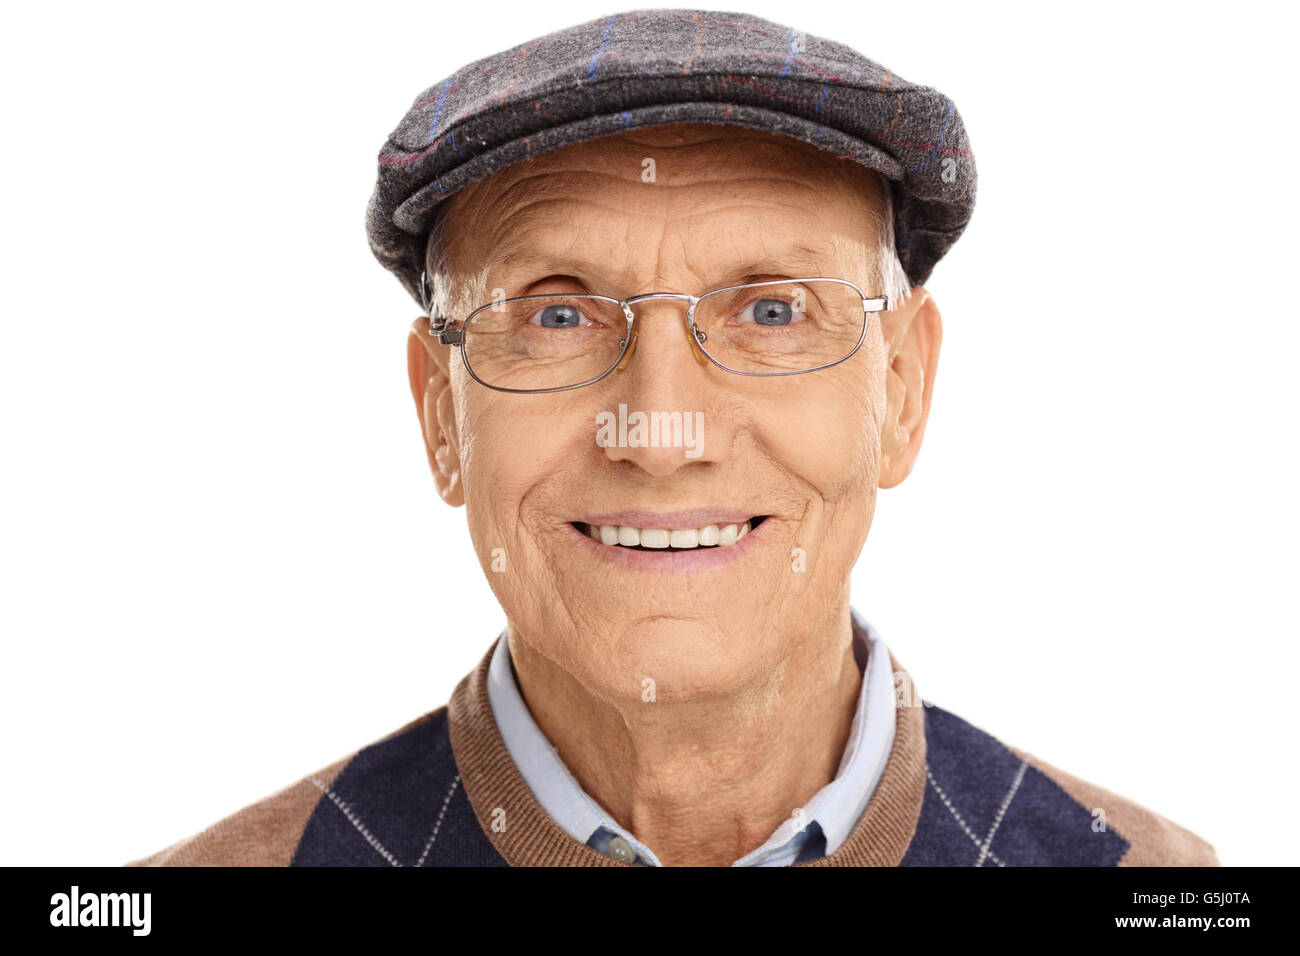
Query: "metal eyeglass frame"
420 270 889 395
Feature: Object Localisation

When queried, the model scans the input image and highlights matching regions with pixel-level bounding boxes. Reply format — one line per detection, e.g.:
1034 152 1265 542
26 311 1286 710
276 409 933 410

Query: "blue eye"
530 304 587 328
742 297 802 327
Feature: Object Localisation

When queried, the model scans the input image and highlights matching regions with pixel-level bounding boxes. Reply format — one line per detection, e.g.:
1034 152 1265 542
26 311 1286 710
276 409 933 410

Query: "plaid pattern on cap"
366 7 976 307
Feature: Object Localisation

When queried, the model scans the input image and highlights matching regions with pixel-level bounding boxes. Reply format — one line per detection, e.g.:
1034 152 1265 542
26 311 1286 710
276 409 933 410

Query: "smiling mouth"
571 516 769 551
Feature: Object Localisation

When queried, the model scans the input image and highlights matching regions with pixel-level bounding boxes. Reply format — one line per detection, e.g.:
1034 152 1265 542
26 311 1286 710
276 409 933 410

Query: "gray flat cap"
367 7 976 308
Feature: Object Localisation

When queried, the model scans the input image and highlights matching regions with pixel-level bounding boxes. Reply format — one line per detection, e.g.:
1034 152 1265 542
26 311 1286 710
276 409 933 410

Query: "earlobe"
878 288 942 489
407 318 465 507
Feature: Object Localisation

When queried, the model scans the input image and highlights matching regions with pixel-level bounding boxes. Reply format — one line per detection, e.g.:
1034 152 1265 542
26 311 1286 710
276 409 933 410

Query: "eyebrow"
491 241 838 292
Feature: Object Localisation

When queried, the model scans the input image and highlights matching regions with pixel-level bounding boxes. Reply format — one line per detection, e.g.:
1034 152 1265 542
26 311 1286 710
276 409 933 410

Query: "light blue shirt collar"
485 606 896 866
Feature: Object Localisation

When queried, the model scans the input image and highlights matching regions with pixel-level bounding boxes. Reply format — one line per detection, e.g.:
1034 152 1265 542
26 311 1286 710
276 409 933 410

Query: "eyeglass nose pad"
688 325 709 367
616 328 639 372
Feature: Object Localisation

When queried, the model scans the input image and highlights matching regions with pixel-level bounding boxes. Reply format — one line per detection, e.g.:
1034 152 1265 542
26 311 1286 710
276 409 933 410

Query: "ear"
878 286 942 489
407 317 465 507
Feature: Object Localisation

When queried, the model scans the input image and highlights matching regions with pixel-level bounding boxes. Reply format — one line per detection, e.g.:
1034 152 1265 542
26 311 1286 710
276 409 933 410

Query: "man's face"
411 123 938 702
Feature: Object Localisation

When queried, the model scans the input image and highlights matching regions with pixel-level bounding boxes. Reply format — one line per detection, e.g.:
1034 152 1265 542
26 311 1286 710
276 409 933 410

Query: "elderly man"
128 9 1218 867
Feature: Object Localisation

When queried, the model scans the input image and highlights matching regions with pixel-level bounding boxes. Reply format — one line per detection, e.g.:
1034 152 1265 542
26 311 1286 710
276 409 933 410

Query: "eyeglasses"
420 271 889 394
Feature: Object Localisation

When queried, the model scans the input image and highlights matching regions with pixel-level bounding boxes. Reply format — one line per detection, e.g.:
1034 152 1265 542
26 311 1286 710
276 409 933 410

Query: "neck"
507 606 862 866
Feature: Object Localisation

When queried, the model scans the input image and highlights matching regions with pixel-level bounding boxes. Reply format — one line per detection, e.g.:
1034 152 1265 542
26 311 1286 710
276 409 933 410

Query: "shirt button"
606 835 638 864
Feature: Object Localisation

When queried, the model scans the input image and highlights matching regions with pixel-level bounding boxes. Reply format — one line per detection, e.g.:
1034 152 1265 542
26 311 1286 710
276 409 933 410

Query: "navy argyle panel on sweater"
291 710 506 867
901 705 1130 866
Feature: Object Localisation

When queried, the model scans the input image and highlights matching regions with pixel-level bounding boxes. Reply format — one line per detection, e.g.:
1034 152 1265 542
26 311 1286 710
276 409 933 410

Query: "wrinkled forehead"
435 123 885 278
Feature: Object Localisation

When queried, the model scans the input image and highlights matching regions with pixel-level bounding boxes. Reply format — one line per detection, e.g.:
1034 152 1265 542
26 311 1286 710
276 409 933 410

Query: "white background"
2 0 1295 867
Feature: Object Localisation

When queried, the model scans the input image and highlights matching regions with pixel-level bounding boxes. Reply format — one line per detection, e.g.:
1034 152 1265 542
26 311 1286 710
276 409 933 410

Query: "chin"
595 615 759 703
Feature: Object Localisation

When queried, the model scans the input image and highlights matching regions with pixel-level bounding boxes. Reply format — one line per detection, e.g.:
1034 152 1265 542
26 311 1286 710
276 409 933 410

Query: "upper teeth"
586 521 753 548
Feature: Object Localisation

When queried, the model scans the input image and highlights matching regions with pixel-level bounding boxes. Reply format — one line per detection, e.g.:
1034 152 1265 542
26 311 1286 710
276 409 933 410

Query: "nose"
599 296 722 476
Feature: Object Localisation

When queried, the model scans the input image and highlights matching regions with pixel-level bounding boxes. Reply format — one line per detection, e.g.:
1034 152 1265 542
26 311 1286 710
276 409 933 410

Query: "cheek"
453 376 525 547
757 365 883 504
459 406 531 528
456 404 552 602
455 389 594 538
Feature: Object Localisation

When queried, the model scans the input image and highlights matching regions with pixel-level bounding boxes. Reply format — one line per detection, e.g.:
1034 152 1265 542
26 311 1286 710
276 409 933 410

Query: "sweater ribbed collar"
448 631 927 867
